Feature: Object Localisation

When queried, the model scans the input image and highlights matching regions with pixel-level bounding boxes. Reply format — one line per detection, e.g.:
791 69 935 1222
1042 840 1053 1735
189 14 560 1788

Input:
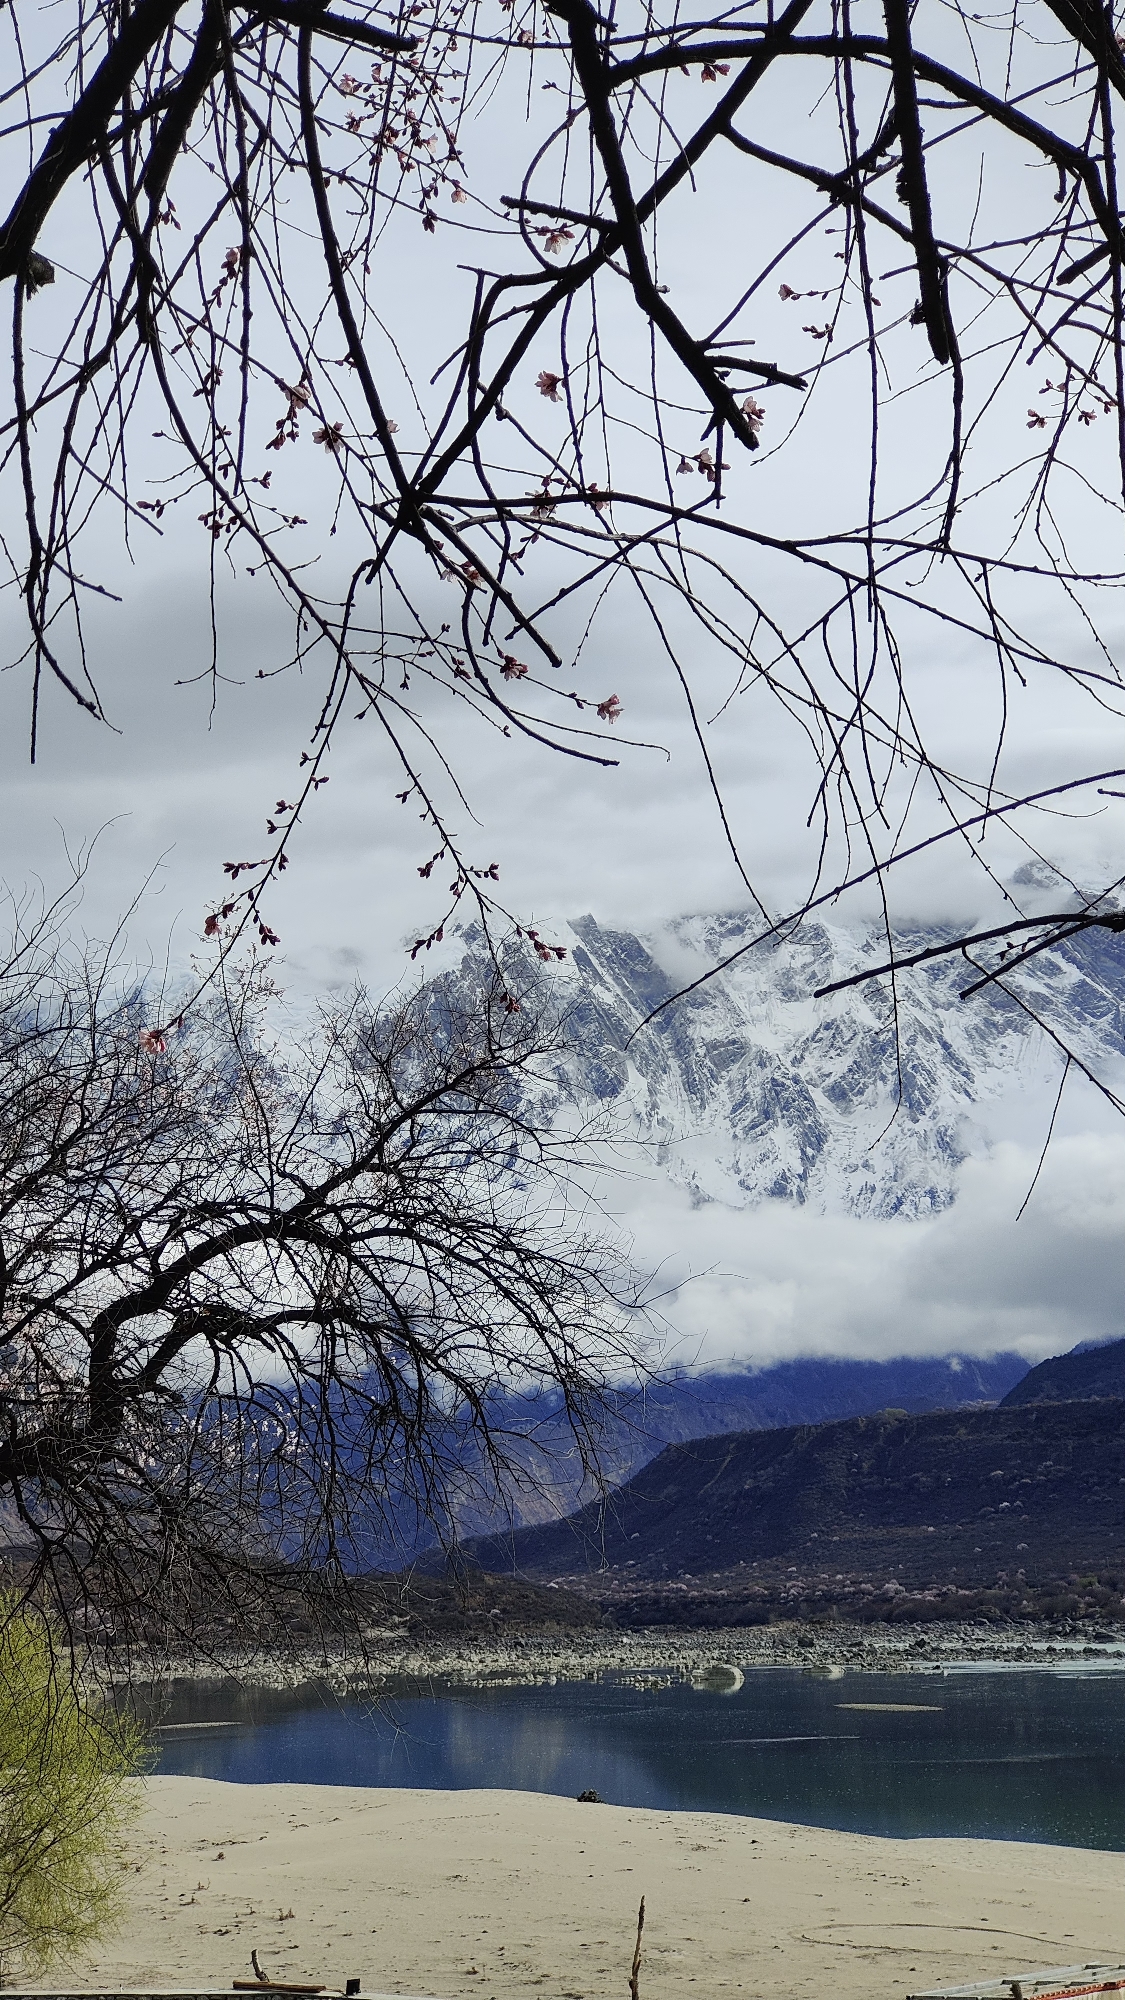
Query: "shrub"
0 1596 145 1979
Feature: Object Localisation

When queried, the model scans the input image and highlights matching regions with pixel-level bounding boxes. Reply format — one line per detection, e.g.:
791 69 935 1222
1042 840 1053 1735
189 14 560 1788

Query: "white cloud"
613 1130 1125 1369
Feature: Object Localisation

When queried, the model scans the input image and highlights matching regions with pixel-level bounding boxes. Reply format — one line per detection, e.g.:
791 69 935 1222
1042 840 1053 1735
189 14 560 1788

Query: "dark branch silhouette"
3 0 1125 1068
0 900 642 1656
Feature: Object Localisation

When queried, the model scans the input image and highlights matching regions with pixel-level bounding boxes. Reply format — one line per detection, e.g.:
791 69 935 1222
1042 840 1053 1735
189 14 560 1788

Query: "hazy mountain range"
402 904 1125 1561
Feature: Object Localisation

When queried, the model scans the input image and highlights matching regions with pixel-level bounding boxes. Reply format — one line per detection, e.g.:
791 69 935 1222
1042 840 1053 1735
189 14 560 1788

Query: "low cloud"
613 1129 1125 1369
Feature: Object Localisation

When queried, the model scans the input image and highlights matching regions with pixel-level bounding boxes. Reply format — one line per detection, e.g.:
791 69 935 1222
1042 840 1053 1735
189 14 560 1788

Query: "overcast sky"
4 4 1125 1371
4 555 1122 1374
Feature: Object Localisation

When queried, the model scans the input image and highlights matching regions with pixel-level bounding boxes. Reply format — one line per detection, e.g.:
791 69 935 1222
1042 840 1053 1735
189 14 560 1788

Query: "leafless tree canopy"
0 901 639 1651
4 0 1125 1013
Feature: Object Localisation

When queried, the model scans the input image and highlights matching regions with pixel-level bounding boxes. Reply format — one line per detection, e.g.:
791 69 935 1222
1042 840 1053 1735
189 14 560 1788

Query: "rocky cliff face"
450 910 1125 1221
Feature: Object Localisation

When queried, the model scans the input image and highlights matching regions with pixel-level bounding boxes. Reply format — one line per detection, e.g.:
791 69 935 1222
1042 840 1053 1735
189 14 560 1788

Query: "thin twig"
629 1896 645 2000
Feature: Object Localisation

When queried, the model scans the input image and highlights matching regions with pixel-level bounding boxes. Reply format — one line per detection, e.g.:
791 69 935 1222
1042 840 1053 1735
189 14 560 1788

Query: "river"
143 1662 1125 1849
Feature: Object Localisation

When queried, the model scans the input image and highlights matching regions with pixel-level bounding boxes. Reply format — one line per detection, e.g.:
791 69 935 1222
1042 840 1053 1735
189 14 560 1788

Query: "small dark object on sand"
577 1788 601 1803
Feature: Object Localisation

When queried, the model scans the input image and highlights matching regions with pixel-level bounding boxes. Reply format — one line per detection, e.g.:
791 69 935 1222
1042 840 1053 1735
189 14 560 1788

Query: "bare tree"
0 894 641 1653
4 0 1125 1036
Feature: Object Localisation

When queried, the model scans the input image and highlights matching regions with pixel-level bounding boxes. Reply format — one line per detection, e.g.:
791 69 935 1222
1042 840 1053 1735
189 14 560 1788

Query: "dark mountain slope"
155 1352 1031 1582
389 1353 1031 1562
460 1400 1125 1595
1000 1337 1125 1407
454 1352 1030 1528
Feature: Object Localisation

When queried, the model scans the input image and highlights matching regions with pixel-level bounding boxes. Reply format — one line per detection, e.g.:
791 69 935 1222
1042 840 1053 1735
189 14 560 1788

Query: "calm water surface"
146 1666 1125 1850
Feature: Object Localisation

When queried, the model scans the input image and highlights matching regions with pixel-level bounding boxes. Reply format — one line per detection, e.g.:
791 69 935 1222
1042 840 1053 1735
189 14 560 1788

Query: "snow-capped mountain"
450 909 1125 1221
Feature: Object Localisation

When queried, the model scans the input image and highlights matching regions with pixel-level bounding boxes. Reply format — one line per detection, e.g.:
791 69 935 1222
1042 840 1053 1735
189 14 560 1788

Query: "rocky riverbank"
119 1614 1125 1695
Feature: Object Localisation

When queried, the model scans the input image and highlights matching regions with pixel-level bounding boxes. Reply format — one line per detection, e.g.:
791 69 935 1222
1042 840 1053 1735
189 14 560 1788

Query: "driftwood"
233 1983 325 1994
233 1949 325 1994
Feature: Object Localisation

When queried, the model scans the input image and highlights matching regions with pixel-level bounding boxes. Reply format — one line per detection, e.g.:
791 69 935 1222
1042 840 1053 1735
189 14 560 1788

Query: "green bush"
0 1595 145 1979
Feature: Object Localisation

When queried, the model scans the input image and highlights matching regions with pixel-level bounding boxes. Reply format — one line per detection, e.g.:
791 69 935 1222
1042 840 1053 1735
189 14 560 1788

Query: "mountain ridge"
445 907 1125 1224
428 1351 1032 1547
1001 1336 1125 1407
454 1399 1125 1604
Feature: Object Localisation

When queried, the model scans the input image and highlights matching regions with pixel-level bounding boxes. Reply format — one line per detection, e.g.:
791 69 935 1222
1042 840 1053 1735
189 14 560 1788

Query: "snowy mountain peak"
451 909 1125 1221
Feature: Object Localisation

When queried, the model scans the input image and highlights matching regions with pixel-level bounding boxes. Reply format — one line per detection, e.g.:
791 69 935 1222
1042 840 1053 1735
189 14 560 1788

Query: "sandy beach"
48 1778 1123 2000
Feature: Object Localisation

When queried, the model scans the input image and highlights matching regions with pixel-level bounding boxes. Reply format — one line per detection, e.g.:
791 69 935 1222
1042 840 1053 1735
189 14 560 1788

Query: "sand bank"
48 1779 1123 2000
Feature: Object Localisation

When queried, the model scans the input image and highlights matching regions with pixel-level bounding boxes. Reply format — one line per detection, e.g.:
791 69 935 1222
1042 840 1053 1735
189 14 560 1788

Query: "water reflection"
144 1666 1125 1850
